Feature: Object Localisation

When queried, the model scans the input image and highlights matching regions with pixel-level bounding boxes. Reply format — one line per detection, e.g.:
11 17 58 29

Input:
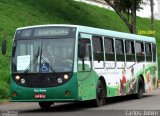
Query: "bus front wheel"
95 80 106 107
39 102 53 109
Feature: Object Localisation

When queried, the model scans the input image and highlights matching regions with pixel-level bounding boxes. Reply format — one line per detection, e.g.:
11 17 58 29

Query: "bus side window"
135 42 145 62
115 39 124 60
125 41 135 61
92 36 104 68
115 39 125 68
145 43 152 62
152 44 156 62
125 40 135 68
104 37 115 68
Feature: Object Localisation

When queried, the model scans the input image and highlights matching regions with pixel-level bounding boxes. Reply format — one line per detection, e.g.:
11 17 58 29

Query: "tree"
144 0 154 30
131 0 137 34
113 0 131 22
150 0 154 30
103 0 143 34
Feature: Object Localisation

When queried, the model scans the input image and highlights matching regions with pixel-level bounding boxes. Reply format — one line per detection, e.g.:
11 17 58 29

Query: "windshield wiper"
39 39 55 73
39 44 55 72
23 47 40 74
23 39 55 74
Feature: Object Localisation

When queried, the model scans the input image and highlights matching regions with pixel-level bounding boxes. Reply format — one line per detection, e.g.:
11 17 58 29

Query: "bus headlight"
15 75 20 80
57 78 63 84
64 74 69 80
20 78 25 84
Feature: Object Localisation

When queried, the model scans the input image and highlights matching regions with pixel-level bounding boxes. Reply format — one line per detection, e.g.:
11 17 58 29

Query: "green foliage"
0 0 159 100
0 81 10 99
114 0 143 12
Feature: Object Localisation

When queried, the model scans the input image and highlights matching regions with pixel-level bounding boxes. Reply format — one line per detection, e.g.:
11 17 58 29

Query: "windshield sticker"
17 55 30 71
40 63 49 72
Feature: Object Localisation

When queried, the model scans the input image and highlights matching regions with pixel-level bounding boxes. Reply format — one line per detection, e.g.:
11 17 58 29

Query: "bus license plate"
35 94 46 99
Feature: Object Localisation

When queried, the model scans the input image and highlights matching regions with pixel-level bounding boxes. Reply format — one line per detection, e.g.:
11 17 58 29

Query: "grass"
0 0 159 100
0 99 10 104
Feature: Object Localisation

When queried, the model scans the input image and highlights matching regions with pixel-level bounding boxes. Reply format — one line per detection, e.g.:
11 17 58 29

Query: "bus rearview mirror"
2 39 7 55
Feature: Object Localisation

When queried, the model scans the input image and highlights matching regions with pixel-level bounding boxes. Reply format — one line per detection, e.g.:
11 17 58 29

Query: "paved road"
1 88 160 116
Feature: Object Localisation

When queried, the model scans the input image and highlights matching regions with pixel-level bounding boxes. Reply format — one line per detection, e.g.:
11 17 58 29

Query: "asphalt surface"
1 88 160 116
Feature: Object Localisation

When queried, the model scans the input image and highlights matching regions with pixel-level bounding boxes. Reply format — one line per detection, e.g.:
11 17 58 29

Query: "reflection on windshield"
12 38 74 73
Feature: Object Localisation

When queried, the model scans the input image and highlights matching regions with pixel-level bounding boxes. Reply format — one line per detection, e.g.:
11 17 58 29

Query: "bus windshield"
12 38 74 73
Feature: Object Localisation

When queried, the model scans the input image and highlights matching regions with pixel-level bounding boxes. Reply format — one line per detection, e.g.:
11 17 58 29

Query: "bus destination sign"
34 28 70 37
17 26 76 39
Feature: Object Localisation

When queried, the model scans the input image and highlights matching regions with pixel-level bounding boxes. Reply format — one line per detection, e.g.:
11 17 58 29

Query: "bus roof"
17 24 156 43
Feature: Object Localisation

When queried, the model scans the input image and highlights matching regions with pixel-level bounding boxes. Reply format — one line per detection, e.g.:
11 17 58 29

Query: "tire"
94 80 106 107
39 102 53 109
136 78 144 99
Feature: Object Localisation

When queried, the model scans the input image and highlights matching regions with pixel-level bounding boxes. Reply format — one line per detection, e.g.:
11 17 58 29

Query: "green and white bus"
5 24 158 108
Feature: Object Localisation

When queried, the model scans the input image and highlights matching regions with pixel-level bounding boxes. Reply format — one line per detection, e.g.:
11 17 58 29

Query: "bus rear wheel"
39 102 53 109
95 80 106 107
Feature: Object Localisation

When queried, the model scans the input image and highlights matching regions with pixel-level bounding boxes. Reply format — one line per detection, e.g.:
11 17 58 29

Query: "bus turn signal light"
65 91 71 96
13 91 17 97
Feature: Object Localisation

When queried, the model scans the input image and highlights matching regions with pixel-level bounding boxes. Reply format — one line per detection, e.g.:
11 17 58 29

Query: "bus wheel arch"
99 76 107 94
136 75 144 99
95 76 106 107
139 74 145 92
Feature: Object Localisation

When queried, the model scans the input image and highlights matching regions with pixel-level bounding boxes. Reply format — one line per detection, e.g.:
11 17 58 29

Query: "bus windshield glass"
12 38 75 73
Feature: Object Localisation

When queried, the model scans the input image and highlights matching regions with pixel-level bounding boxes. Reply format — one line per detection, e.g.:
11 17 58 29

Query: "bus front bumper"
10 73 80 102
